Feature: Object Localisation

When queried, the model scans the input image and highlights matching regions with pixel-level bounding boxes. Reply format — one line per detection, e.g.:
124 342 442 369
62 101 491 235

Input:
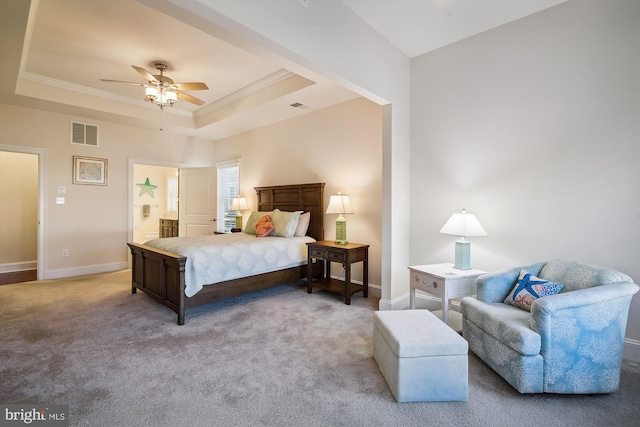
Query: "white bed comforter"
144 232 314 297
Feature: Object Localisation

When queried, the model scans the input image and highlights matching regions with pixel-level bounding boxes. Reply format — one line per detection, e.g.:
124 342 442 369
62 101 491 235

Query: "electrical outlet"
62 249 69 256
56 197 65 205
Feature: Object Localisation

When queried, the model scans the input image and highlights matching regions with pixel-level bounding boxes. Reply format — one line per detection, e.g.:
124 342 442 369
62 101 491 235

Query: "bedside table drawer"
327 250 346 263
310 248 326 259
411 271 444 297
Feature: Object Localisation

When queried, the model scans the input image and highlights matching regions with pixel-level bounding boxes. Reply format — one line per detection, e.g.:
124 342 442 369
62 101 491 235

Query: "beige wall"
0 97 381 289
0 151 38 270
0 102 215 278
215 97 383 289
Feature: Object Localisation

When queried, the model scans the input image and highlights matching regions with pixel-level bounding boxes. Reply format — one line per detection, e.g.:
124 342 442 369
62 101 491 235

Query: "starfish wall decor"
136 178 158 198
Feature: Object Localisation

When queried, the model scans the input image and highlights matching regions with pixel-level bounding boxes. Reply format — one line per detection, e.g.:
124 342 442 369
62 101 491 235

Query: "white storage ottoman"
373 309 468 402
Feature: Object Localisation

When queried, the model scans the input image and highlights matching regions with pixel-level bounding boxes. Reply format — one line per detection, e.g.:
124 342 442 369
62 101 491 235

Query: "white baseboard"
44 262 128 280
378 292 410 311
0 261 37 273
367 283 381 298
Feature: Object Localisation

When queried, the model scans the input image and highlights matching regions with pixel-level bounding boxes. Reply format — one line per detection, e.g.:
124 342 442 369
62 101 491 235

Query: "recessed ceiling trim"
18 0 39 75
194 73 315 129
18 71 192 117
197 69 298 115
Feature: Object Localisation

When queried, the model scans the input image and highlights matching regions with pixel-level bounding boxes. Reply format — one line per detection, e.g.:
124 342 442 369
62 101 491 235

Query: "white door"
178 167 217 236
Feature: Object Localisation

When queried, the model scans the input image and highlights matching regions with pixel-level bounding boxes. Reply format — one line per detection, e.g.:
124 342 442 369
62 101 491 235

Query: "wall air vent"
290 102 309 110
70 121 99 146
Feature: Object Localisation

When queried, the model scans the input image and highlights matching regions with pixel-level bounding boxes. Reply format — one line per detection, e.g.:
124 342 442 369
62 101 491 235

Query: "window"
166 175 178 213
216 160 240 232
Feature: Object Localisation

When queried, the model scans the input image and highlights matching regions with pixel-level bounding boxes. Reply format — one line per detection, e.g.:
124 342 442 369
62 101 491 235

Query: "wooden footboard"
128 242 187 324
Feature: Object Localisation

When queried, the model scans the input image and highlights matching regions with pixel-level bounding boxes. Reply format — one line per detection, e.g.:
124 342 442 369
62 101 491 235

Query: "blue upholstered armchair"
460 260 638 394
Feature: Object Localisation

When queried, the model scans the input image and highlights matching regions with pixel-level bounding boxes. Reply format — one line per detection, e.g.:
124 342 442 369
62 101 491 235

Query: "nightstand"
306 241 369 304
408 263 485 326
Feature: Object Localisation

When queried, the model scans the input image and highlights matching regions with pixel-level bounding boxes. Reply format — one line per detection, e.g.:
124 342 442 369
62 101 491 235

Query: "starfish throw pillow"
504 270 564 311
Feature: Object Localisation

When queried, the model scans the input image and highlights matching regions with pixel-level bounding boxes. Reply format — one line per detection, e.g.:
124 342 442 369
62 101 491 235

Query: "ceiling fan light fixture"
145 86 177 109
101 63 208 109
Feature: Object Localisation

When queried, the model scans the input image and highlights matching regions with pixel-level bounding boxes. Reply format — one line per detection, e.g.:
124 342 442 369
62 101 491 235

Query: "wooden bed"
127 182 325 325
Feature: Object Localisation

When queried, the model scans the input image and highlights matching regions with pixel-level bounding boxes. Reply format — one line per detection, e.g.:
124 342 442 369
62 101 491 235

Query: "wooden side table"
408 263 485 326
306 241 369 304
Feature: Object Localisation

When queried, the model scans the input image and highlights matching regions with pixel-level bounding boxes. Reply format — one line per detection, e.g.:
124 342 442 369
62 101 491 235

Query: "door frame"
0 144 46 280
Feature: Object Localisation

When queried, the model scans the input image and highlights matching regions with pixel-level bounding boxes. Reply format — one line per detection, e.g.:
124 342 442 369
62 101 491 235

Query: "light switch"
56 197 65 205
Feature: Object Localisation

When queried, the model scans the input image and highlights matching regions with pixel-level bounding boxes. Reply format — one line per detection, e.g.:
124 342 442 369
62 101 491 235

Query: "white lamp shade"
439 209 487 238
230 197 249 211
326 193 354 214
145 87 158 98
164 90 178 103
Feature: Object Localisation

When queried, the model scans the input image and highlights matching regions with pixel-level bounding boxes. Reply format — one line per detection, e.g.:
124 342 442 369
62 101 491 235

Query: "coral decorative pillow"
254 214 274 238
504 270 564 311
244 211 273 235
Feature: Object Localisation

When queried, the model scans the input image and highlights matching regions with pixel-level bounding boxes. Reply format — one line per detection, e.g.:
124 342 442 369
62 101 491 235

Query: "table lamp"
230 196 249 230
439 209 487 270
326 193 354 244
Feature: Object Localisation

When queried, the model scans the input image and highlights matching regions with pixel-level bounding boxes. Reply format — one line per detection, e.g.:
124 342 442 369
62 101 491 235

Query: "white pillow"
295 212 311 237
270 209 302 238
244 211 273 235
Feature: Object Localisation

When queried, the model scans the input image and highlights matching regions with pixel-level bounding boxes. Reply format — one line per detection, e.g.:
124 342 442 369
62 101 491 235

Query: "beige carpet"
1 270 640 427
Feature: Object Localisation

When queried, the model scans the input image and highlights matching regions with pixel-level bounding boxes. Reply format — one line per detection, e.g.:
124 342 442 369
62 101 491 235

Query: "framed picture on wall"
72 156 108 185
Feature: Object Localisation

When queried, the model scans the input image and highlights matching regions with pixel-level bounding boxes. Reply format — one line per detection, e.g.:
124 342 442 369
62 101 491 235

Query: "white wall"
214 97 383 289
0 103 215 279
410 0 640 356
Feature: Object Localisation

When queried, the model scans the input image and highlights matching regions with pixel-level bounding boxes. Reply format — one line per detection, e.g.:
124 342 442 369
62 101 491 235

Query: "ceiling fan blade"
174 82 209 91
176 91 205 106
100 79 146 87
132 65 158 83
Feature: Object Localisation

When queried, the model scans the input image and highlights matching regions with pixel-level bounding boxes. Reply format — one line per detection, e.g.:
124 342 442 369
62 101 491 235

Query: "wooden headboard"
254 183 325 241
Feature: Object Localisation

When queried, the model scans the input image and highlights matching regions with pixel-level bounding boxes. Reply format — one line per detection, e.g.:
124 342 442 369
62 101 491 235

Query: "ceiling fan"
100 63 209 109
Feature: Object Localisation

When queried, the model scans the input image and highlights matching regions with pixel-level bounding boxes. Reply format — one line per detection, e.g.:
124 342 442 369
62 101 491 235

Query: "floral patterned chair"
460 260 638 394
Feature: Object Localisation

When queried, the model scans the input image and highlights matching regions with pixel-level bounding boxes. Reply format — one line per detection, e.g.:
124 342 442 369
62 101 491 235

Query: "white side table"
408 263 486 326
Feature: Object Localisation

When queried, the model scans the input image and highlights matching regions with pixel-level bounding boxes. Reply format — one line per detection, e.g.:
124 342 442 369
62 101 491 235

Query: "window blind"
216 160 240 232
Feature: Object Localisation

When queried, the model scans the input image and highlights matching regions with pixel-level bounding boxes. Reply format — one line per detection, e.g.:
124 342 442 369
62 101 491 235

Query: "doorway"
0 146 45 284
128 160 219 250
131 162 179 244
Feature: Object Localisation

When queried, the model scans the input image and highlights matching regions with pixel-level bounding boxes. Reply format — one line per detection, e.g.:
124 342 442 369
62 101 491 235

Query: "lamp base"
453 240 472 270
335 217 348 245
235 215 243 230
